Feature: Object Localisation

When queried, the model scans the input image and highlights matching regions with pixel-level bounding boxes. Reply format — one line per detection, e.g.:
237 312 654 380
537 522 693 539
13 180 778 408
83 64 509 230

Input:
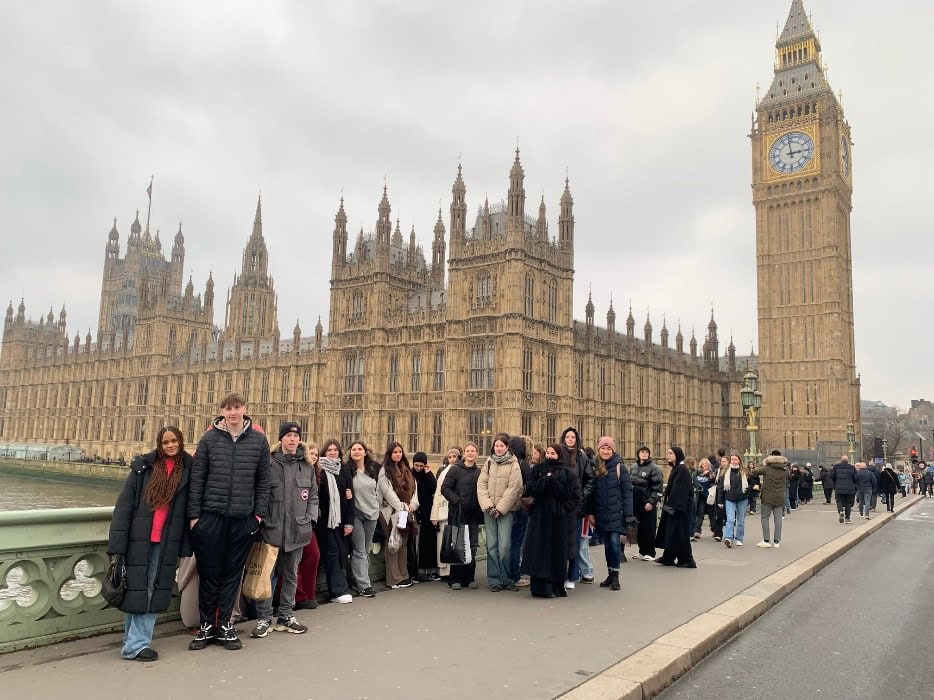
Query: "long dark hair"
145 426 185 510
346 440 379 480
320 438 343 462
382 440 413 495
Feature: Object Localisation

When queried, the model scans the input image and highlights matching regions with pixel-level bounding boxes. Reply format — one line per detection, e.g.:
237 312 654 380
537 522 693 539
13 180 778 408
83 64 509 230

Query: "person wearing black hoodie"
629 445 664 560
655 446 696 568
561 427 595 587
507 436 533 587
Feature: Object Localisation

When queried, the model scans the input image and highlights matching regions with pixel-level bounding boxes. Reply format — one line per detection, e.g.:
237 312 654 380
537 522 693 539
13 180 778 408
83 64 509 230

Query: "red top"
150 459 175 543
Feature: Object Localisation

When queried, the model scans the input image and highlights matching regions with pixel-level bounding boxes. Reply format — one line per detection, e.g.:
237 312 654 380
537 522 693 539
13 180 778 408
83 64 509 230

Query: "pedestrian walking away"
831 455 857 524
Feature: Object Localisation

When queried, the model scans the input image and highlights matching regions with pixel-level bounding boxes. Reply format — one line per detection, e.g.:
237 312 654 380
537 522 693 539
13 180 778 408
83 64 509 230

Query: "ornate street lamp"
882 437 888 463
846 422 856 463
741 369 762 465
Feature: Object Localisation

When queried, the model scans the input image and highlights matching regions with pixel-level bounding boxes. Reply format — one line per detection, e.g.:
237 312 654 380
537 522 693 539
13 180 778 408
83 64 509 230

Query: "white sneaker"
642 554 655 561
735 541 744 546
724 538 732 548
756 541 772 548
564 581 575 590
331 594 353 604
772 542 780 549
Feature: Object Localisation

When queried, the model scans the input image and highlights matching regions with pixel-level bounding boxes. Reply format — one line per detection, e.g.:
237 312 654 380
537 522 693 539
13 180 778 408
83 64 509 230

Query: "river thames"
0 472 121 511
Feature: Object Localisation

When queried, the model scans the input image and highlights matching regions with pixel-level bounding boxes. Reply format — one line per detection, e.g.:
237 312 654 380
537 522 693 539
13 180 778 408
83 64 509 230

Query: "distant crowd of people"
105 392 918 662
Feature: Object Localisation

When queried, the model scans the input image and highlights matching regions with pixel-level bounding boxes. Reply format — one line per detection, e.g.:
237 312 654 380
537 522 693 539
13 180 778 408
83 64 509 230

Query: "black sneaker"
390 579 414 589
215 623 242 650
580 576 595 584
133 647 159 661
361 587 376 598
274 616 308 634
294 599 318 610
426 573 442 582
189 623 215 650
250 620 270 638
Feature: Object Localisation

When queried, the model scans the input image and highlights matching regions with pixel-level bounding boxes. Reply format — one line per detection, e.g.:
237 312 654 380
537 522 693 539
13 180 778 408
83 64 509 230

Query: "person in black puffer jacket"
831 456 857 523
441 442 483 589
188 393 271 651
108 426 192 662
590 437 633 590
629 445 664 560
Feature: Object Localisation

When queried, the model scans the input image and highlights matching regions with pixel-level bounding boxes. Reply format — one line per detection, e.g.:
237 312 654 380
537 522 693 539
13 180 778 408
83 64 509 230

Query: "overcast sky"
1 1 929 409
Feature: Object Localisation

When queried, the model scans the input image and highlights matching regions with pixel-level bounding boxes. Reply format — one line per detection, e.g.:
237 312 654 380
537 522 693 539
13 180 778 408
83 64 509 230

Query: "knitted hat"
412 451 428 465
278 421 301 441
598 436 616 452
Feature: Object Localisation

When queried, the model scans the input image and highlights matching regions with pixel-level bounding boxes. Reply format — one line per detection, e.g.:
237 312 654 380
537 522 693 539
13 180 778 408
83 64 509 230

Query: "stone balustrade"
0 507 172 653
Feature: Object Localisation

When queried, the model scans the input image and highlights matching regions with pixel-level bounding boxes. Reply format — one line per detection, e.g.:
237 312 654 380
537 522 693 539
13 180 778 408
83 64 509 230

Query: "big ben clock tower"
752 0 860 455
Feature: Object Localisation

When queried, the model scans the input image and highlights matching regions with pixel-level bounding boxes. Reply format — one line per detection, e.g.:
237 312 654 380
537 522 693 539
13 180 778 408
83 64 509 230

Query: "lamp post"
882 437 888 463
846 422 856 464
741 369 763 465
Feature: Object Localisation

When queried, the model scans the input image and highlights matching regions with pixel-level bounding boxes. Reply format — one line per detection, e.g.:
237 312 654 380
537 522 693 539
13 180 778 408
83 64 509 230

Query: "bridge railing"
0 507 168 653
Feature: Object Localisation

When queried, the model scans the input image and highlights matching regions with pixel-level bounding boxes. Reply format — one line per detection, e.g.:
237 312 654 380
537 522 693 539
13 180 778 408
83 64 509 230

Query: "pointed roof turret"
507 147 526 221
130 210 142 237
660 315 669 348
760 0 828 108
174 222 184 246
675 323 684 353
585 290 595 329
47 307 54 324
16 298 25 322
558 177 574 250
689 329 698 357
185 276 194 297
108 217 119 240
392 219 403 246
606 296 616 327
153 231 162 253
778 0 816 45
434 209 445 238
293 318 302 335
644 311 653 344
626 302 635 337
251 193 263 240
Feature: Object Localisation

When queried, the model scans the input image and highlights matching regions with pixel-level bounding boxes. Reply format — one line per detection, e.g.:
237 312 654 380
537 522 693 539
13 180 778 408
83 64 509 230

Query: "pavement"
0 495 921 699
658 501 934 700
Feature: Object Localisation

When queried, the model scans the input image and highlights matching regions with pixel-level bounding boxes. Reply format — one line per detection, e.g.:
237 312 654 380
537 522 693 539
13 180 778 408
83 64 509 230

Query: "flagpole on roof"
145 175 154 231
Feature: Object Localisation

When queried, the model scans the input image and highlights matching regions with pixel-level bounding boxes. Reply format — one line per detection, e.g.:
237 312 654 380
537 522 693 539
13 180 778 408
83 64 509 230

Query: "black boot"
599 575 613 588
610 571 620 591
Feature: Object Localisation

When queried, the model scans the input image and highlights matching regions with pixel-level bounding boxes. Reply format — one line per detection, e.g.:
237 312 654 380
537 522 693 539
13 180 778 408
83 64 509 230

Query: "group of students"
112 389 925 665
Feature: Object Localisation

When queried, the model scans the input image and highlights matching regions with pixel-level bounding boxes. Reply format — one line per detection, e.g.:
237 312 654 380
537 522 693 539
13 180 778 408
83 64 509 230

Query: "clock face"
768 131 815 174
841 135 850 177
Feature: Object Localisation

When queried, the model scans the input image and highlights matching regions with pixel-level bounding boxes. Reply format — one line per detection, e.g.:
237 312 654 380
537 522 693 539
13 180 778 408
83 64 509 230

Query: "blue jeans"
597 530 621 570
567 519 594 581
508 508 529 583
483 511 514 588
858 488 873 516
121 543 160 659
724 499 748 543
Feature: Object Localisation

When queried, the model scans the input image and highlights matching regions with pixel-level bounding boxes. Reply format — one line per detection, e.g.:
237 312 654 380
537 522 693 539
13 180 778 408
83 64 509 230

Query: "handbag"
101 555 126 607
387 524 402 554
626 521 638 545
706 487 717 506
241 541 279 600
440 507 469 565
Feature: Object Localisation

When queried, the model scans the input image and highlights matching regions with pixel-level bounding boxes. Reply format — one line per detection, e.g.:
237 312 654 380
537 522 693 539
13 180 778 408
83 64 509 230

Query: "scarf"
490 451 514 466
319 456 342 529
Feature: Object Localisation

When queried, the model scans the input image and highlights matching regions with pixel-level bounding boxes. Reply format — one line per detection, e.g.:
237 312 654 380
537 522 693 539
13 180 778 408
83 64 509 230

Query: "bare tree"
862 407 909 460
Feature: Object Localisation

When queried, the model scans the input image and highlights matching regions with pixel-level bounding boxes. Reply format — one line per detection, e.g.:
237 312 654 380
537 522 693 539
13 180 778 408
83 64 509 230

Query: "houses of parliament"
0 0 859 462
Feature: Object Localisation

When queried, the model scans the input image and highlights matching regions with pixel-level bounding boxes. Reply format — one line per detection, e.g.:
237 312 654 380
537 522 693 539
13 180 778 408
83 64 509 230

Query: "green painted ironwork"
0 507 179 653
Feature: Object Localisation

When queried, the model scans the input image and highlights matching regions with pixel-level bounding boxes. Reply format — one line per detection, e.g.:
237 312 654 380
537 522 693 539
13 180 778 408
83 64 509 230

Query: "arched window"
524 274 535 317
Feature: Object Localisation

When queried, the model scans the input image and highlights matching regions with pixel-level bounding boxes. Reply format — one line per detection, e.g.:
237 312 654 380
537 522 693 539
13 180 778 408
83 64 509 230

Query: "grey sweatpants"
760 503 783 543
256 547 303 622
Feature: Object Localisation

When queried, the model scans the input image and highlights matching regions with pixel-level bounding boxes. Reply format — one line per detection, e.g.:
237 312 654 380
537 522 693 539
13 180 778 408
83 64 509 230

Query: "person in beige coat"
477 433 523 591
431 447 461 579
378 442 419 589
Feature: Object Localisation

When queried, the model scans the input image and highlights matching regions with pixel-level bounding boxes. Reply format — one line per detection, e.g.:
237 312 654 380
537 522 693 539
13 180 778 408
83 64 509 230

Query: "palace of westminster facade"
0 1 860 462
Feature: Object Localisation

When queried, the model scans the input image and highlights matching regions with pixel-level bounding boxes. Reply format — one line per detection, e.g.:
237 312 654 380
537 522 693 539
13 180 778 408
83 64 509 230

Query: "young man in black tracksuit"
188 393 271 650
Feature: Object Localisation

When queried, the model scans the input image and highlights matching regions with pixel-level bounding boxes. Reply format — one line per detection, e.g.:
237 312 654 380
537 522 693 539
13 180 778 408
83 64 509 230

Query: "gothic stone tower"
752 0 860 453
